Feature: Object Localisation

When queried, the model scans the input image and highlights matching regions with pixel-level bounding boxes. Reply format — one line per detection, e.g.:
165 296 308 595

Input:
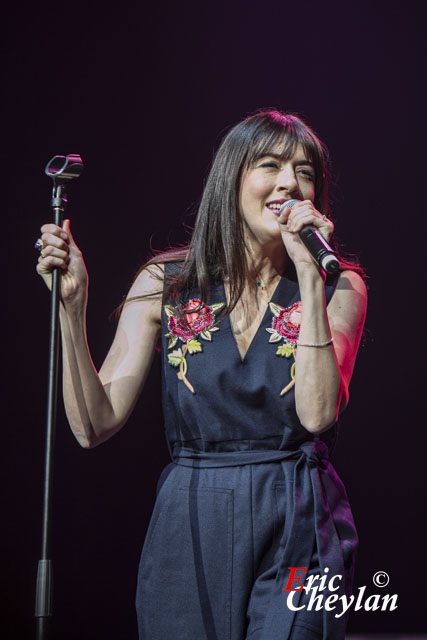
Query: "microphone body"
279 200 340 274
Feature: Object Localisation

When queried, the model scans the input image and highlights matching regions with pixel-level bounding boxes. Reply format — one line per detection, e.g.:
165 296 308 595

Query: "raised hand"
36 219 88 309
277 200 334 273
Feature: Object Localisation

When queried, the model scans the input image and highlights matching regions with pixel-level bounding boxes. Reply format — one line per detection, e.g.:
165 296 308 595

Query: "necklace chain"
254 275 281 298
255 272 280 290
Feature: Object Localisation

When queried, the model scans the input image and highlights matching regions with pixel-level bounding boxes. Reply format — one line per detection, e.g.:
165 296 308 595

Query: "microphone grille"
279 199 300 215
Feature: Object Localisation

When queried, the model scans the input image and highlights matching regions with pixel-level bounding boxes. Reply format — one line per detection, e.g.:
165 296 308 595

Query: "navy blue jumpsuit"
136 265 358 640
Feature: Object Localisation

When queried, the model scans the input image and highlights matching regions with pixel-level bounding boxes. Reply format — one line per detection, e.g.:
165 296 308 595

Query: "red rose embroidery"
164 298 225 394
266 300 302 396
269 301 302 345
167 298 215 342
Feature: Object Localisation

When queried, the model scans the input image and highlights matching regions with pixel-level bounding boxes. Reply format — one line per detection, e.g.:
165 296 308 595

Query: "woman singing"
36 110 367 639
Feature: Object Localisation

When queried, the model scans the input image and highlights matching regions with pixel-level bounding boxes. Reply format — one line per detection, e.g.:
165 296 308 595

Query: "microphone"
279 200 340 274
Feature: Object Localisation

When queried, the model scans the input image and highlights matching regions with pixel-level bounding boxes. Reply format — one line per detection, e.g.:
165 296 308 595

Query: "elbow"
297 386 348 434
66 408 126 449
75 431 100 449
76 428 115 449
75 417 127 449
300 416 336 435
70 420 106 449
296 407 336 434
65 407 102 449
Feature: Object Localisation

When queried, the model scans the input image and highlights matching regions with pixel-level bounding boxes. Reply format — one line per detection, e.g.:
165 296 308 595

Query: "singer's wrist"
297 273 326 309
295 261 325 285
61 295 88 323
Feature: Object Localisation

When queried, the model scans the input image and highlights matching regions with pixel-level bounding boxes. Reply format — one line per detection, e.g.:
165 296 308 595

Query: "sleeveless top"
161 263 339 457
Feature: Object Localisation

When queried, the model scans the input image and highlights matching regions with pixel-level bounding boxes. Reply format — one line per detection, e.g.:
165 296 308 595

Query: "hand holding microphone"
279 200 340 274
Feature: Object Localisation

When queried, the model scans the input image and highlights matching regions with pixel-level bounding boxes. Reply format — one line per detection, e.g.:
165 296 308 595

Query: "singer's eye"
260 161 279 169
297 169 315 180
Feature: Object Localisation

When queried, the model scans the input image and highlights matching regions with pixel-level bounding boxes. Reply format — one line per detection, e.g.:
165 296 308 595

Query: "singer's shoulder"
117 265 165 328
328 269 367 323
128 263 165 297
336 269 367 298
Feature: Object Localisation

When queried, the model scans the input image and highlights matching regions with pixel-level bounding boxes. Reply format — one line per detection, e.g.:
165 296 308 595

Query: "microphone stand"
35 155 83 640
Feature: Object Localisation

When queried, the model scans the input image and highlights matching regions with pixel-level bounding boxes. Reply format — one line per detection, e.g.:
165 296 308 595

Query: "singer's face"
239 142 315 245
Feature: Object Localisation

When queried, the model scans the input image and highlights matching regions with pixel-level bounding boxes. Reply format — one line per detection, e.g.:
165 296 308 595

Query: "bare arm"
294 267 367 433
61 267 163 448
37 219 163 448
278 201 367 433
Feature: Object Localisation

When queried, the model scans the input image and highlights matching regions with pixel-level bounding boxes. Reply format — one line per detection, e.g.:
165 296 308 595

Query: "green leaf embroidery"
276 344 294 357
187 339 202 354
164 304 175 318
268 332 282 343
167 335 179 349
210 302 226 314
269 302 285 317
200 330 212 341
168 349 184 367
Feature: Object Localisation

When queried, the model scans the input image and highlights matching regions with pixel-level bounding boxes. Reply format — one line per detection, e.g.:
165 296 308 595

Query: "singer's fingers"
62 219 77 246
40 230 70 253
40 223 69 242
40 244 70 262
298 213 333 234
286 203 334 238
310 214 334 237
288 211 322 231
37 254 69 272
284 201 311 226
289 216 334 242
277 206 292 226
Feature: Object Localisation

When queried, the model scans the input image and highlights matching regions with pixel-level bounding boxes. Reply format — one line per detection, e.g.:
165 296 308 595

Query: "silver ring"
34 238 45 252
322 215 328 222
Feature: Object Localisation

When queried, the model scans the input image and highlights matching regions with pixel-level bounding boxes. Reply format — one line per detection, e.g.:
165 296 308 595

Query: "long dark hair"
124 110 364 317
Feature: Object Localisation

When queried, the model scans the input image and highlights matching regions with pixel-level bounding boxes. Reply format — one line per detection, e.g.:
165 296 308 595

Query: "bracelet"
296 337 334 347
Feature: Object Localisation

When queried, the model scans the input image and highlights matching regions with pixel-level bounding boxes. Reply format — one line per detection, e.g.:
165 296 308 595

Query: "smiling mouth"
266 200 289 214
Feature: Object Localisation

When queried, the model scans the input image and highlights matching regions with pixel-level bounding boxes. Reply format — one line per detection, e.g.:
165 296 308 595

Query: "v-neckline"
221 276 283 364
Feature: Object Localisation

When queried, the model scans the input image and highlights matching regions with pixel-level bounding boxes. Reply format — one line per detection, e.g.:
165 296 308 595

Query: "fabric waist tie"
172 446 305 467
172 441 358 640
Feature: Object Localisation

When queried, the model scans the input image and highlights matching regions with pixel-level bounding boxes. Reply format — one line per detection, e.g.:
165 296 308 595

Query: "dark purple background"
4 0 426 637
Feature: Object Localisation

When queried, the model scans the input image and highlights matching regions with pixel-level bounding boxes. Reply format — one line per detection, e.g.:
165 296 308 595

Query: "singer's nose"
276 167 300 195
